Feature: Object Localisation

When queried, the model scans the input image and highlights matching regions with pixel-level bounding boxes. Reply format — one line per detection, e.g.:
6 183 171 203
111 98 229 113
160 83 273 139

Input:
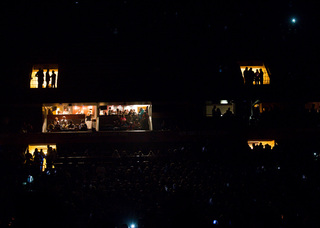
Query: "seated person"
54 117 59 125
60 116 68 129
47 121 54 132
68 120 75 130
80 120 88 131
120 114 127 123
75 124 80 130
53 117 61 131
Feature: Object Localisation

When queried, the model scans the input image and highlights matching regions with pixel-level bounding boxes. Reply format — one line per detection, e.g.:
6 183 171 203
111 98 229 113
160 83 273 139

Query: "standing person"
138 107 145 120
254 69 260 85
248 68 254 86
259 68 264 85
46 145 53 169
243 67 249 85
45 69 50 88
216 108 221 117
25 149 33 166
39 149 45 171
33 148 42 173
35 68 44 88
212 105 217 117
86 112 92 129
51 70 56 88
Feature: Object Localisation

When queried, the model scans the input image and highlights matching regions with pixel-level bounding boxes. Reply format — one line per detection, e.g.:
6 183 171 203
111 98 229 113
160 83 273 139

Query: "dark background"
1 0 320 100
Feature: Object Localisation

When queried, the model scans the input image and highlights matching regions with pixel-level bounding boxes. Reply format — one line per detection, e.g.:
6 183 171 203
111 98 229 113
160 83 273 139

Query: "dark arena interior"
2 0 320 227
3 137 320 228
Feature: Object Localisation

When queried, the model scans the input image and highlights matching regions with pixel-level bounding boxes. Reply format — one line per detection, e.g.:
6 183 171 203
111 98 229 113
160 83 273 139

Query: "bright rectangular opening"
98 102 152 131
30 64 58 88
238 61 270 85
205 101 234 117
26 144 57 171
247 140 276 149
42 103 97 132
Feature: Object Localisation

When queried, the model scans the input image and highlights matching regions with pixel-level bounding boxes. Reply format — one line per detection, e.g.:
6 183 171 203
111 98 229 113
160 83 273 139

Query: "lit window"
248 140 275 149
238 61 271 85
98 102 152 131
205 102 234 117
42 103 97 132
30 64 58 88
26 144 57 171
27 144 57 155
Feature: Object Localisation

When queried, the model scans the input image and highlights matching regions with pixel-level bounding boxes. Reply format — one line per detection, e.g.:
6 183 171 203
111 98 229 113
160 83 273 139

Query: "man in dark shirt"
35 68 44 88
51 70 57 88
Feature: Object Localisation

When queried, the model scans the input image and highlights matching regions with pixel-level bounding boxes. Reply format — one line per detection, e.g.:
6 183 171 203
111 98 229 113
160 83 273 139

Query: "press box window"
248 140 276 149
205 100 234 117
30 64 58 88
238 61 271 85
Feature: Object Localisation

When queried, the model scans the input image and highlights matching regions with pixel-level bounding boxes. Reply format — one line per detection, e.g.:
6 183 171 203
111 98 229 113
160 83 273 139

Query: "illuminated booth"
26 144 57 171
42 103 97 132
238 61 271 85
30 64 59 88
98 102 152 131
205 100 235 117
247 140 276 149
27 144 57 155
42 102 152 132
305 102 320 111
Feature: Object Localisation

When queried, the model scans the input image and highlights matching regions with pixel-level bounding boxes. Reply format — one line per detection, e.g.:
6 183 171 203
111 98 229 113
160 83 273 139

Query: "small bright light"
291 18 296 23
130 224 135 228
220 100 228 104
213 220 218 225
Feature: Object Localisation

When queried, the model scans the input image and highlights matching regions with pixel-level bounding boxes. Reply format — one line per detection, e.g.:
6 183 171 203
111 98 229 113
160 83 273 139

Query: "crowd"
250 104 320 128
33 68 57 89
1 139 320 227
243 67 264 86
47 117 89 132
100 108 150 131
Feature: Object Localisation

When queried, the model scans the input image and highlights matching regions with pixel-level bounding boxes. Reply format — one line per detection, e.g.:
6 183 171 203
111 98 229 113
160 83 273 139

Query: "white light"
130 224 135 228
220 100 228 104
291 18 296 23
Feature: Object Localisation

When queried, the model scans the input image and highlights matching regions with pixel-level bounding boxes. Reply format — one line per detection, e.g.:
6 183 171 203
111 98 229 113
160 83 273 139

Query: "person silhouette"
45 69 50 88
259 68 264 85
212 105 217 117
254 69 260 85
46 145 53 169
25 149 33 166
35 68 44 88
243 67 249 85
51 70 56 88
248 68 254 86
33 148 42 173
